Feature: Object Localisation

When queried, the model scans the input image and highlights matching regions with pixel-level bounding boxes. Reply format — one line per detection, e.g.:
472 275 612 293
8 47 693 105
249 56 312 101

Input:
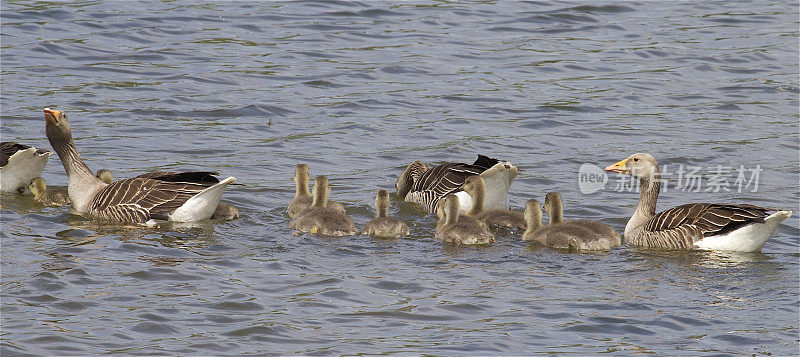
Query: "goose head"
543 192 563 224
375 189 390 218
311 175 331 208
524 198 543 233
44 108 72 143
605 153 659 180
396 161 429 198
96 169 113 184
28 177 47 199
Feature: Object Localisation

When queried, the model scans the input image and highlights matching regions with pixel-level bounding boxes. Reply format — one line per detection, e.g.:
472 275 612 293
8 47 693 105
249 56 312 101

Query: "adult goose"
288 164 345 218
290 175 356 236
1 141 51 193
28 177 70 206
396 155 517 215
361 189 409 238
462 175 526 229
44 108 236 224
543 192 621 246
605 153 791 252
435 194 495 245
94 168 239 221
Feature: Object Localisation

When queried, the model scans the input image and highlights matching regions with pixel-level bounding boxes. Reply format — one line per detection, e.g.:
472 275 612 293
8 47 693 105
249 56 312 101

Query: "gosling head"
96 169 113 184
375 189 390 218
28 177 47 198
311 175 331 207
524 198 543 233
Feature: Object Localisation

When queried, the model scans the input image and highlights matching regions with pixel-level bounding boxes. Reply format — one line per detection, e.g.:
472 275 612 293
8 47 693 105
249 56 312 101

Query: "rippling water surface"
1 1 798 355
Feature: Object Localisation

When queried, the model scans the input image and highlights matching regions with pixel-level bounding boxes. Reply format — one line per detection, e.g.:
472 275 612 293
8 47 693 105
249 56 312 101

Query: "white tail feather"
169 177 236 222
694 210 792 252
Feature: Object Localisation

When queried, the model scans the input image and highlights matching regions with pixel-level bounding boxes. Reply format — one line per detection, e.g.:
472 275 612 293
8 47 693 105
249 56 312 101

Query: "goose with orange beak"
605 153 791 252
44 108 236 224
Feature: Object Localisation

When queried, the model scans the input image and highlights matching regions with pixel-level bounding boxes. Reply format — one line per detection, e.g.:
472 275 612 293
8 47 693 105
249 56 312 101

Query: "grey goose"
605 153 791 252
1 141 51 193
44 108 236 224
93 168 239 221
396 155 517 215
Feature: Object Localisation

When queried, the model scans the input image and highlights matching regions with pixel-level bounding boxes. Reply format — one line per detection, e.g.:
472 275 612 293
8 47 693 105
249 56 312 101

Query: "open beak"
44 108 60 125
605 159 628 174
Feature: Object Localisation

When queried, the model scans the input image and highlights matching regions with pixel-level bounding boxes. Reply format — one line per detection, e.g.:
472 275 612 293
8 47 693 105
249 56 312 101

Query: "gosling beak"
605 159 628 174
44 108 60 125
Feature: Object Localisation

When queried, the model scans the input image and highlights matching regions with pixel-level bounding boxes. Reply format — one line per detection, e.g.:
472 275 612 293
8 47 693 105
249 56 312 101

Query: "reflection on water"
2 0 798 355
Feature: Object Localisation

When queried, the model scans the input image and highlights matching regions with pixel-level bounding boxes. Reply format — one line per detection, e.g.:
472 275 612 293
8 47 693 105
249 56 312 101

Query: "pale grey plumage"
362 189 409 238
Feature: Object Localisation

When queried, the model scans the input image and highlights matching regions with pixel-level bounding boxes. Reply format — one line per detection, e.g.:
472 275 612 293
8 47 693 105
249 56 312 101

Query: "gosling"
462 175 525 230
361 189 409 238
435 194 495 245
28 177 70 206
288 164 345 218
542 192 621 250
96 169 113 184
290 175 356 236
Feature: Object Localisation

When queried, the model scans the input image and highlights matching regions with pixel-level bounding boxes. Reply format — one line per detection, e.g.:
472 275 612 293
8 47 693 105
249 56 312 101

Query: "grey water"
1 1 798 355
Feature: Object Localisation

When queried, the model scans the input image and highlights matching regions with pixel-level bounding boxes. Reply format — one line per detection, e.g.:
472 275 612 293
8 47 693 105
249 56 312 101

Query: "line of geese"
0 108 791 253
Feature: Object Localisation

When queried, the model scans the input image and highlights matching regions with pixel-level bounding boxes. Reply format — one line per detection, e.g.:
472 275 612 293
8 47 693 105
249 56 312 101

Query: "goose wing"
644 203 770 238
89 171 221 223
407 159 498 213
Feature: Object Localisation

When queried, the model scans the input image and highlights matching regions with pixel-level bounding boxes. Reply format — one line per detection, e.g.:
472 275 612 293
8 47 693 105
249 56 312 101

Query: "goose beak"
44 108 60 125
605 159 628 174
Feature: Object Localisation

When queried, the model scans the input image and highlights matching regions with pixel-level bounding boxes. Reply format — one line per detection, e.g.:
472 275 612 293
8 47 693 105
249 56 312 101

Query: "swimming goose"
288 164 345 218
396 155 517 215
1 141 51 193
435 194 495 245
462 175 526 229
96 169 113 184
605 153 791 252
44 108 236 223
28 177 70 206
543 192 621 247
290 175 356 236
94 168 239 221
361 189 409 238
522 198 610 250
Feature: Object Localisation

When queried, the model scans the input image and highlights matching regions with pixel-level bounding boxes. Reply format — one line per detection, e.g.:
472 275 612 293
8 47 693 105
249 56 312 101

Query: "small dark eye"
633 157 639 162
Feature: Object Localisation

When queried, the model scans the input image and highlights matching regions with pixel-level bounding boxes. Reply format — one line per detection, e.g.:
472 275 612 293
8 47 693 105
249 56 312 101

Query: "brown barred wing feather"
88 172 221 223
644 203 771 241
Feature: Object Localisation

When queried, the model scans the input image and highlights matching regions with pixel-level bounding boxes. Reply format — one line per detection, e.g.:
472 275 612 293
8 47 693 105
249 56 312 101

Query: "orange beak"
44 108 61 125
605 159 628 174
